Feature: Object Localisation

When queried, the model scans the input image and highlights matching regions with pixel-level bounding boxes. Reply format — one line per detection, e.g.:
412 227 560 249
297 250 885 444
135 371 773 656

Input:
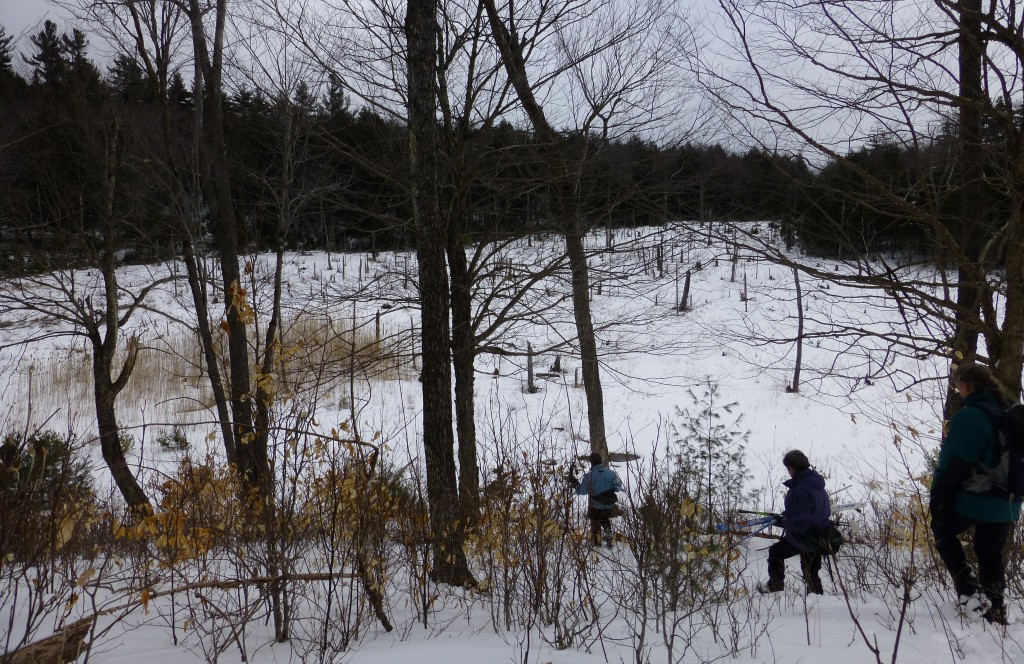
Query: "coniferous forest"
6 18 1017 273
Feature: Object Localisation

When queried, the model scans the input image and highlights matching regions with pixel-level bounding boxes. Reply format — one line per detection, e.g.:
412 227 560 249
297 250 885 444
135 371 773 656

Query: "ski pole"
738 520 777 542
737 509 782 518
715 515 777 532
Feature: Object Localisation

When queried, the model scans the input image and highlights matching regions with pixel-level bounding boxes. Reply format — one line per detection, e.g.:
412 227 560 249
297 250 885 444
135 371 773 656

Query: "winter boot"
757 580 784 594
983 601 1008 626
958 593 991 618
807 577 824 595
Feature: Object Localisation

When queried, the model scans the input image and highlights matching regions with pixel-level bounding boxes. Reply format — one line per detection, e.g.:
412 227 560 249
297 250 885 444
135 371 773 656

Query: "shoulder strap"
970 399 1003 430
970 401 1008 459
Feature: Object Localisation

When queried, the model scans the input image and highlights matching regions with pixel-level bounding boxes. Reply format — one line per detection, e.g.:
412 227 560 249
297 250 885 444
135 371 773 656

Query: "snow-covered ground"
2 223 1018 663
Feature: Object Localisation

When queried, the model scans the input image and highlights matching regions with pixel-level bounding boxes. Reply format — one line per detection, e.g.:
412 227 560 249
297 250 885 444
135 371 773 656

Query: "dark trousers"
588 505 613 544
932 512 1012 607
767 538 823 593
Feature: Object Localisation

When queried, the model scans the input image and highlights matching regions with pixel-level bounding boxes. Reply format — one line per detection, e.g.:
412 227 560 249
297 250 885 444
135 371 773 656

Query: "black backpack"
812 520 844 555
967 402 1024 501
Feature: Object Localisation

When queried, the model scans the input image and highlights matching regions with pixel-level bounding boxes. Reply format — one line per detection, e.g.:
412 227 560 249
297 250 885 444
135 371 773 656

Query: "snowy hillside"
1 222 1018 664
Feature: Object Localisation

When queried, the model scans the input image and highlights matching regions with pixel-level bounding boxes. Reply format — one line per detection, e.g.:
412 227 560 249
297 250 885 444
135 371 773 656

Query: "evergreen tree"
167 71 193 109
293 79 315 114
323 72 351 122
23 20 65 87
670 378 752 530
61 28 101 94
21 21 100 95
107 54 151 102
0 26 26 96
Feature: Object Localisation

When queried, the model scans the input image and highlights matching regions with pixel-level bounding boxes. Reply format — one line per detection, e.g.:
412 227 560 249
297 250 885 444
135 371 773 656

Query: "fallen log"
5 616 91 664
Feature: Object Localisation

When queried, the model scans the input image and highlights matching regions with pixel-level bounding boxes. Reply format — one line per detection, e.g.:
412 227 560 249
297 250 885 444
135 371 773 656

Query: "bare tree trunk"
447 235 480 521
405 0 474 586
103 0 239 469
482 0 607 458
997 194 1024 397
565 222 607 456
92 337 149 512
946 0 986 418
681 269 691 312
91 122 150 512
789 267 803 393
185 0 265 487
181 244 237 465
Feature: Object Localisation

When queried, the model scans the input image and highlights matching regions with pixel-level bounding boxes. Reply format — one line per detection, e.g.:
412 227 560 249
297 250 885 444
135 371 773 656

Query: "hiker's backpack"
812 520 844 555
964 402 1024 501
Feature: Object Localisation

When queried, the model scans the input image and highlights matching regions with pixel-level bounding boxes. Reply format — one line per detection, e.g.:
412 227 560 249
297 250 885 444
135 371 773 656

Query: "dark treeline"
1 21 1015 272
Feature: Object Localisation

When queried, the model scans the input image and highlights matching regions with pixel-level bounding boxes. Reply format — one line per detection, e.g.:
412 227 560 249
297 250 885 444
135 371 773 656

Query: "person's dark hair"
952 362 1011 406
589 452 603 466
782 450 810 472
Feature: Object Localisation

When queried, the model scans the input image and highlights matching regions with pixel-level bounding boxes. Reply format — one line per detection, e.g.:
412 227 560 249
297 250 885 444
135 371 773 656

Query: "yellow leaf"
55 516 75 551
141 588 151 614
76 568 97 588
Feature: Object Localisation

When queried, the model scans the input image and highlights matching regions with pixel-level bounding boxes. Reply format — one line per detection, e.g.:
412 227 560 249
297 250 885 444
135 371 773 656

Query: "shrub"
669 377 753 530
130 455 244 564
0 430 96 562
155 426 190 452
120 431 136 454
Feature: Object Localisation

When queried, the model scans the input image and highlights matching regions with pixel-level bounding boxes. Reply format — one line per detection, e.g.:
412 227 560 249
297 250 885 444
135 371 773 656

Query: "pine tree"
61 28 101 94
23 20 65 87
167 71 193 109
323 73 351 122
670 377 752 530
0 26 26 95
107 54 150 102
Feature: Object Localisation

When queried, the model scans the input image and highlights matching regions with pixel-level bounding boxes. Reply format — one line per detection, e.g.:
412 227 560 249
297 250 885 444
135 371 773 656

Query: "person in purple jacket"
757 450 832 594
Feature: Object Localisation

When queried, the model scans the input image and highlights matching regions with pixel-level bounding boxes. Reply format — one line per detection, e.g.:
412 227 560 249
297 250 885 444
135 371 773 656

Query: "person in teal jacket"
930 362 1021 625
567 452 624 548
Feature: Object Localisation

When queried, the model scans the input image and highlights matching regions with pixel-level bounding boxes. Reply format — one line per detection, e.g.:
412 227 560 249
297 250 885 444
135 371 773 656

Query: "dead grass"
9 310 416 436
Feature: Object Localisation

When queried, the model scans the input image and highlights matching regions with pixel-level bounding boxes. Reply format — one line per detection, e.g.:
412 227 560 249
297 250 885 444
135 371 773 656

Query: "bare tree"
482 0 686 459
699 0 1024 399
0 90 171 511
405 0 474 586
66 0 272 483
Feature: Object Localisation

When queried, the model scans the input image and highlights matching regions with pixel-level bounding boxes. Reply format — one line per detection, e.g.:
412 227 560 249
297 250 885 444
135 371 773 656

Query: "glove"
564 474 579 487
928 496 949 534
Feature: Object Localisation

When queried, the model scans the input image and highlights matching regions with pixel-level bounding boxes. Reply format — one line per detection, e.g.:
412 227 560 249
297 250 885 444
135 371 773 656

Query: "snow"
1 223 1020 663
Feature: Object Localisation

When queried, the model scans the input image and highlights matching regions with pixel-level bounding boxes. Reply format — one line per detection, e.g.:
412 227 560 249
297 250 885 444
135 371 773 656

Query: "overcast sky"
0 0 70 41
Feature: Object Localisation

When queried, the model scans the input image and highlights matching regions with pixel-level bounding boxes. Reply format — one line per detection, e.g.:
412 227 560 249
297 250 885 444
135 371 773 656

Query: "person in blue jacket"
567 452 624 548
758 450 832 595
930 362 1021 625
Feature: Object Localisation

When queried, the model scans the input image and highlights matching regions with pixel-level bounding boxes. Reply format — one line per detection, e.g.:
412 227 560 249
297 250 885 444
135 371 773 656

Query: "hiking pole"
738 519 777 543
717 513 780 531
723 519 779 555
737 510 782 518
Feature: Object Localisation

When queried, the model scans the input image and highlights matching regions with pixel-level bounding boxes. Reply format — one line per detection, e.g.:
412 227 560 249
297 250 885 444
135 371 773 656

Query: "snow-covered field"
2 222 1019 663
